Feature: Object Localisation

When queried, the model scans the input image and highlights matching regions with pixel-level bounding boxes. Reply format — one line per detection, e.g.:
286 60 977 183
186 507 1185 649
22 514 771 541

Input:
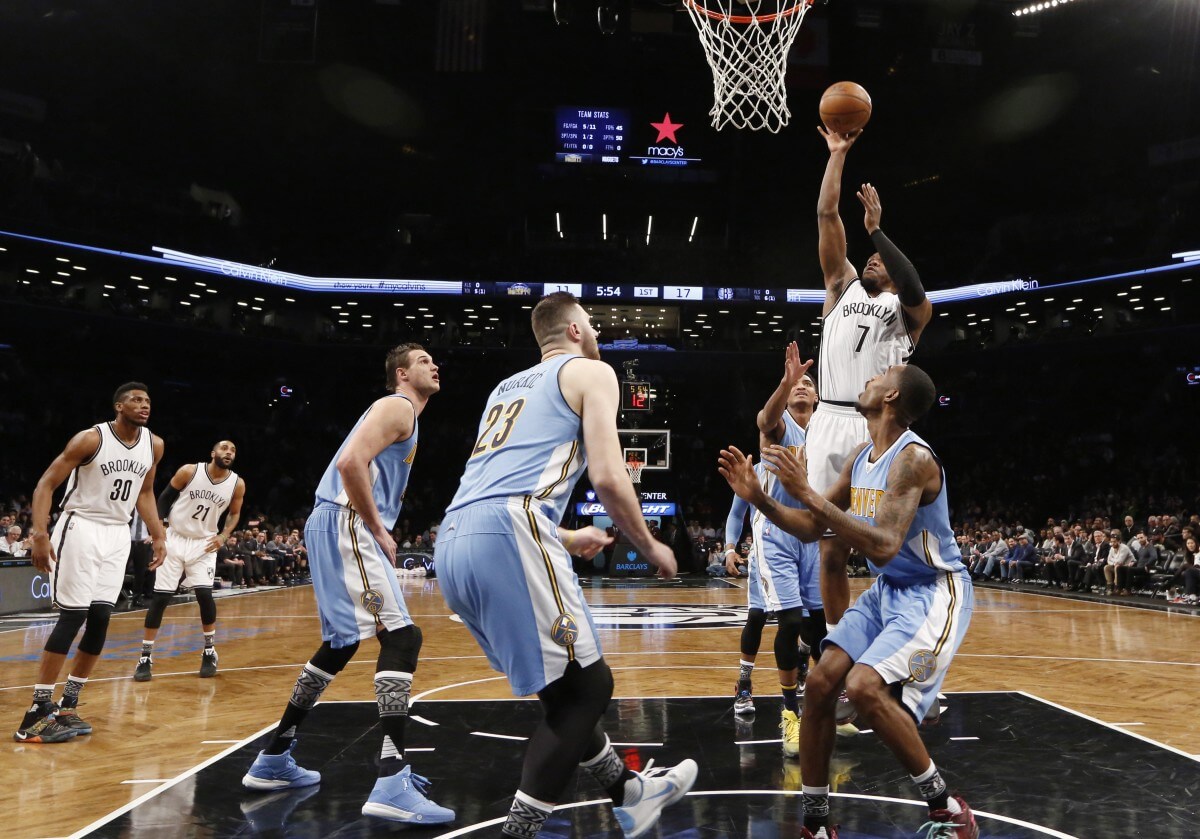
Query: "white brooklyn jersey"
60 422 155 526
168 463 238 538
819 279 914 404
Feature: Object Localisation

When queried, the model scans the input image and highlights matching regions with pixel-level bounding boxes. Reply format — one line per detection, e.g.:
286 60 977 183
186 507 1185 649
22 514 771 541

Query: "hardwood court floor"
1 576 1198 838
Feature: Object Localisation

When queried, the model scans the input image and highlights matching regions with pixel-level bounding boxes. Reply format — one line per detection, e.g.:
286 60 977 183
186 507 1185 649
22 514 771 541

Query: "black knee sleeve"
539 658 614 718
144 592 173 630
195 587 216 625
800 610 828 660
740 608 768 658
78 602 114 655
773 606 805 672
310 640 360 676
45 609 88 655
377 624 422 674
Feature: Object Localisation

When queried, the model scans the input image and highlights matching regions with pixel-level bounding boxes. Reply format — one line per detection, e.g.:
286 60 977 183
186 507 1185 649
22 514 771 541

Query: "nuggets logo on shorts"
908 649 937 683
361 588 384 615
550 613 578 647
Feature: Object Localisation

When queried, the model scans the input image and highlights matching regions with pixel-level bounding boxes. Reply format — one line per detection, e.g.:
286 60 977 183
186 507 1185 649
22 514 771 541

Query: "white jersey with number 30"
818 278 913 404
168 463 238 538
60 422 155 526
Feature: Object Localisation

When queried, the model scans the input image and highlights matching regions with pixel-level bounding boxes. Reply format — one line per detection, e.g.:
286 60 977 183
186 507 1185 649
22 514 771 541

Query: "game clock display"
621 381 651 412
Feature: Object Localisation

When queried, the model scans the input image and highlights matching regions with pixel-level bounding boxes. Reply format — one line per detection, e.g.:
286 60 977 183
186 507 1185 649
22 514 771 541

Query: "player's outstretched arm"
856 183 933 339
336 396 414 565
137 435 168 567
27 428 102 572
724 492 750 575
817 126 861 298
756 342 813 447
719 446 820 542
566 359 676 578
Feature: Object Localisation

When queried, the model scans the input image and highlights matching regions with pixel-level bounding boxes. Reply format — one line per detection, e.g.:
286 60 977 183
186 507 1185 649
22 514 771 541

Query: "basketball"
820 81 872 133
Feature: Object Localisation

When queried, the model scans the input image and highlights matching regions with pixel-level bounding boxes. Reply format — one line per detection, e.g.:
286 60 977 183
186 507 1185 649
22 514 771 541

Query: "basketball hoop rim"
683 0 813 26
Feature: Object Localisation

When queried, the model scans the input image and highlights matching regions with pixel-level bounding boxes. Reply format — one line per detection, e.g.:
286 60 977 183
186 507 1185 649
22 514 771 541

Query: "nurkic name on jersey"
448 354 586 522
168 463 238 538
819 279 914 404
314 394 418 531
61 422 155 526
848 429 965 586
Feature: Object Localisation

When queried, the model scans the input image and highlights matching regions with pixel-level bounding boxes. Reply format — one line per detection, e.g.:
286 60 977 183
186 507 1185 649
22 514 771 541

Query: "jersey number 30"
471 398 526 457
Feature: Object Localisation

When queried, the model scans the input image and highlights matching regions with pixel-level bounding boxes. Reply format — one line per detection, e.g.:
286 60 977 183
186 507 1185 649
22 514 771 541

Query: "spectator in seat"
975 531 1007 580
0 524 27 556
1178 536 1200 604
1103 530 1135 596
1043 534 1069 588
1062 532 1087 590
1009 534 1040 583
1117 531 1157 595
218 536 247 588
1080 530 1111 592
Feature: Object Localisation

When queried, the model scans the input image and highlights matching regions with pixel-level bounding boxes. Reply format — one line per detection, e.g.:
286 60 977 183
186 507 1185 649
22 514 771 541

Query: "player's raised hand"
29 531 55 573
782 341 815 387
818 125 862 154
762 444 812 502
857 182 882 234
560 525 612 560
718 447 764 505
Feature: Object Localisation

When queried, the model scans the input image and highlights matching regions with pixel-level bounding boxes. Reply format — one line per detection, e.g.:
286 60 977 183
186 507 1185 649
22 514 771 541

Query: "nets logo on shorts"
361 589 384 615
550 613 579 646
908 649 937 683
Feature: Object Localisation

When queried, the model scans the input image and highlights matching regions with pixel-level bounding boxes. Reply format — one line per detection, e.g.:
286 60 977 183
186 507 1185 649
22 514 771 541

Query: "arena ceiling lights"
1013 0 1077 16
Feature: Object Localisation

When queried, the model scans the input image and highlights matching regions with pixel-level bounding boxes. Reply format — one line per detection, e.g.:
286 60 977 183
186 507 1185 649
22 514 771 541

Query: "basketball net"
626 461 643 485
683 0 815 133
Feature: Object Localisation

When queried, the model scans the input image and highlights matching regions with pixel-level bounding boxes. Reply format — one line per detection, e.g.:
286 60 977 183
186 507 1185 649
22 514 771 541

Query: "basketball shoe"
13 704 77 743
613 758 698 839
780 709 801 758
835 691 859 736
243 741 321 790
55 707 93 735
133 655 153 682
361 765 455 824
919 794 979 838
733 687 755 716
200 648 218 678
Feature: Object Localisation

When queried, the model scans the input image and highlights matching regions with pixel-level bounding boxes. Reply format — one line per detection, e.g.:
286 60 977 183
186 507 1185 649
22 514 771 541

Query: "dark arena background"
0 1 1198 837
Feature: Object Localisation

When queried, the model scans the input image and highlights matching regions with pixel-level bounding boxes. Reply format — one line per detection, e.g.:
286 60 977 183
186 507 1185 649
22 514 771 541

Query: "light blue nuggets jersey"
848 429 965 585
448 354 586 522
315 394 417 531
759 411 808 519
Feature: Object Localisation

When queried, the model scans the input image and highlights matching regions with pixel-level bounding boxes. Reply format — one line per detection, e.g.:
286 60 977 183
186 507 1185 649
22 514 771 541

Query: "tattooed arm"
804 445 937 565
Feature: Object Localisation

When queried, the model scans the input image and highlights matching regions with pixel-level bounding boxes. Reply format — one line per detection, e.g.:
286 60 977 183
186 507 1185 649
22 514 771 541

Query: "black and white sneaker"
200 648 219 678
134 656 153 682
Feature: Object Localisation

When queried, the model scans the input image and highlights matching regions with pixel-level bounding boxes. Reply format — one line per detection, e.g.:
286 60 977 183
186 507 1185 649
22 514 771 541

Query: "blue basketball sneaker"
242 741 321 791
613 758 698 838
361 765 455 824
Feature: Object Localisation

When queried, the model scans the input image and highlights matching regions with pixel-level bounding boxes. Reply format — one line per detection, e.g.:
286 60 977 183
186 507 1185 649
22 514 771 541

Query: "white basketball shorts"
49 512 131 609
155 530 217 591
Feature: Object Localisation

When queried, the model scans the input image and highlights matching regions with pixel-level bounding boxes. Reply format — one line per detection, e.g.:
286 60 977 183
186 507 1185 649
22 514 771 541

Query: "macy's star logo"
650 112 684 144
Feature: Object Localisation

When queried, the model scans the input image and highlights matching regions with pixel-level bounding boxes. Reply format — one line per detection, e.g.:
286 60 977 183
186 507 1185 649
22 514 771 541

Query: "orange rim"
684 0 813 25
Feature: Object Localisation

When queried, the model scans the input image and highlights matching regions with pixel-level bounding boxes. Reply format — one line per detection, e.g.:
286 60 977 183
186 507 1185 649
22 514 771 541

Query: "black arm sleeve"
870 228 926 307
156 485 181 521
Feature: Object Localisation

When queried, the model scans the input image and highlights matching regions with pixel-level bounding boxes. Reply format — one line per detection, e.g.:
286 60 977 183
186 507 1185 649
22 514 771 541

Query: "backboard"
617 428 670 471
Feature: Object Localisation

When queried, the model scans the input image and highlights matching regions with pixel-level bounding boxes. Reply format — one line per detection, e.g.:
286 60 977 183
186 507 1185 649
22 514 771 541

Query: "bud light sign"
576 502 677 517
